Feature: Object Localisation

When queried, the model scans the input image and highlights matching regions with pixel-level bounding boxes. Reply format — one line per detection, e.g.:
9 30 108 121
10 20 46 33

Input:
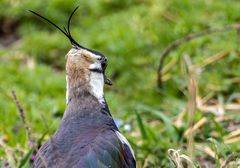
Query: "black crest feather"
29 7 85 49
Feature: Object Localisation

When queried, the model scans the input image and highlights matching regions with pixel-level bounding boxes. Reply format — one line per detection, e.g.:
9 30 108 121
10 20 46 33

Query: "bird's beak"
101 58 112 86
104 74 112 85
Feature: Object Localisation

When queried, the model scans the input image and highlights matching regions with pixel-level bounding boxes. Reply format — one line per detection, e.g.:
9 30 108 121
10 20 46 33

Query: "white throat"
89 71 104 104
65 73 104 104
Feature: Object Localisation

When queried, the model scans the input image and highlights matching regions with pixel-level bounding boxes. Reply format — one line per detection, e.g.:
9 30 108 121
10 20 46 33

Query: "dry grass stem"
224 136 240 144
193 50 230 69
215 116 231 122
197 96 240 115
11 90 33 143
195 144 215 158
224 129 240 140
224 104 240 111
184 117 208 137
184 54 197 163
187 77 197 162
168 149 196 168
195 144 225 165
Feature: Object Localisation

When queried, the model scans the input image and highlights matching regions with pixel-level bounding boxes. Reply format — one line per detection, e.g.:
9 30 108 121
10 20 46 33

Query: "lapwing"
30 7 136 168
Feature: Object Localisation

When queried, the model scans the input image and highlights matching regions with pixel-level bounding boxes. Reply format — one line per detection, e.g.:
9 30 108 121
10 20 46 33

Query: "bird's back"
33 97 135 168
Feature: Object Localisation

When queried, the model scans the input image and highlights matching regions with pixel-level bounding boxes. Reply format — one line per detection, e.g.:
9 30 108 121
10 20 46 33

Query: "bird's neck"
66 71 105 105
88 71 105 103
63 84 114 122
60 70 117 132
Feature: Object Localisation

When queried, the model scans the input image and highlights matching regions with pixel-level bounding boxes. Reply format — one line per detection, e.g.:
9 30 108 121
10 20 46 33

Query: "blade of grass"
18 148 34 168
207 138 228 166
137 104 178 143
135 110 148 140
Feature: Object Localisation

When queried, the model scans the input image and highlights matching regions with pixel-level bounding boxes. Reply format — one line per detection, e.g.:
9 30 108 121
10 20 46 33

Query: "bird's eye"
97 57 107 62
103 57 107 62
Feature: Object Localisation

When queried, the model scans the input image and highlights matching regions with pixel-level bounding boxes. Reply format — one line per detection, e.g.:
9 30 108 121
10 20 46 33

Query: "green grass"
0 0 240 167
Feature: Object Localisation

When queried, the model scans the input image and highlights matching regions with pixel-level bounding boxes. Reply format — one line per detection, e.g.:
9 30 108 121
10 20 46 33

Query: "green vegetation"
0 0 240 167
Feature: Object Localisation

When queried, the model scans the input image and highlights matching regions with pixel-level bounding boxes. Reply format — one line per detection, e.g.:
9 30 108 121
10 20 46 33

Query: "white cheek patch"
115 131 135 159
87 50 104 104
89 70 104 104
89 62 102 70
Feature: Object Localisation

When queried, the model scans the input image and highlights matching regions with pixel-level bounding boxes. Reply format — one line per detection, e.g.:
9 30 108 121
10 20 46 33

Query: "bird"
30 7 136 168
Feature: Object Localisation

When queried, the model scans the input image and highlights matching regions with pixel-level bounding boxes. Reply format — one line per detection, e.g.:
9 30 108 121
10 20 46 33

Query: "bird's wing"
33 129 135 168
71 129 136 168
33 139 64 168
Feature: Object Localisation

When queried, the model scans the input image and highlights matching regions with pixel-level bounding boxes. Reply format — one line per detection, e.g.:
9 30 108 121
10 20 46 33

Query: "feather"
29 7 85 49
33 94 135 168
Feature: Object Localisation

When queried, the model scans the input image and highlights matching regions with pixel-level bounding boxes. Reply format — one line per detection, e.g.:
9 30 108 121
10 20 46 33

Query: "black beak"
104 75 112 85
100 57 112 86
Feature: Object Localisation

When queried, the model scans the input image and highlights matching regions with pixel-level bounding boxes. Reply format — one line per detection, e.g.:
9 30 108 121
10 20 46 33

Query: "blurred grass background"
0 0 240 167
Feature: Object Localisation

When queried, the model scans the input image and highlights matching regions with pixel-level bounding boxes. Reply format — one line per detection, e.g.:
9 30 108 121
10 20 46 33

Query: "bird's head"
65 46 112 87
30 7 112 103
